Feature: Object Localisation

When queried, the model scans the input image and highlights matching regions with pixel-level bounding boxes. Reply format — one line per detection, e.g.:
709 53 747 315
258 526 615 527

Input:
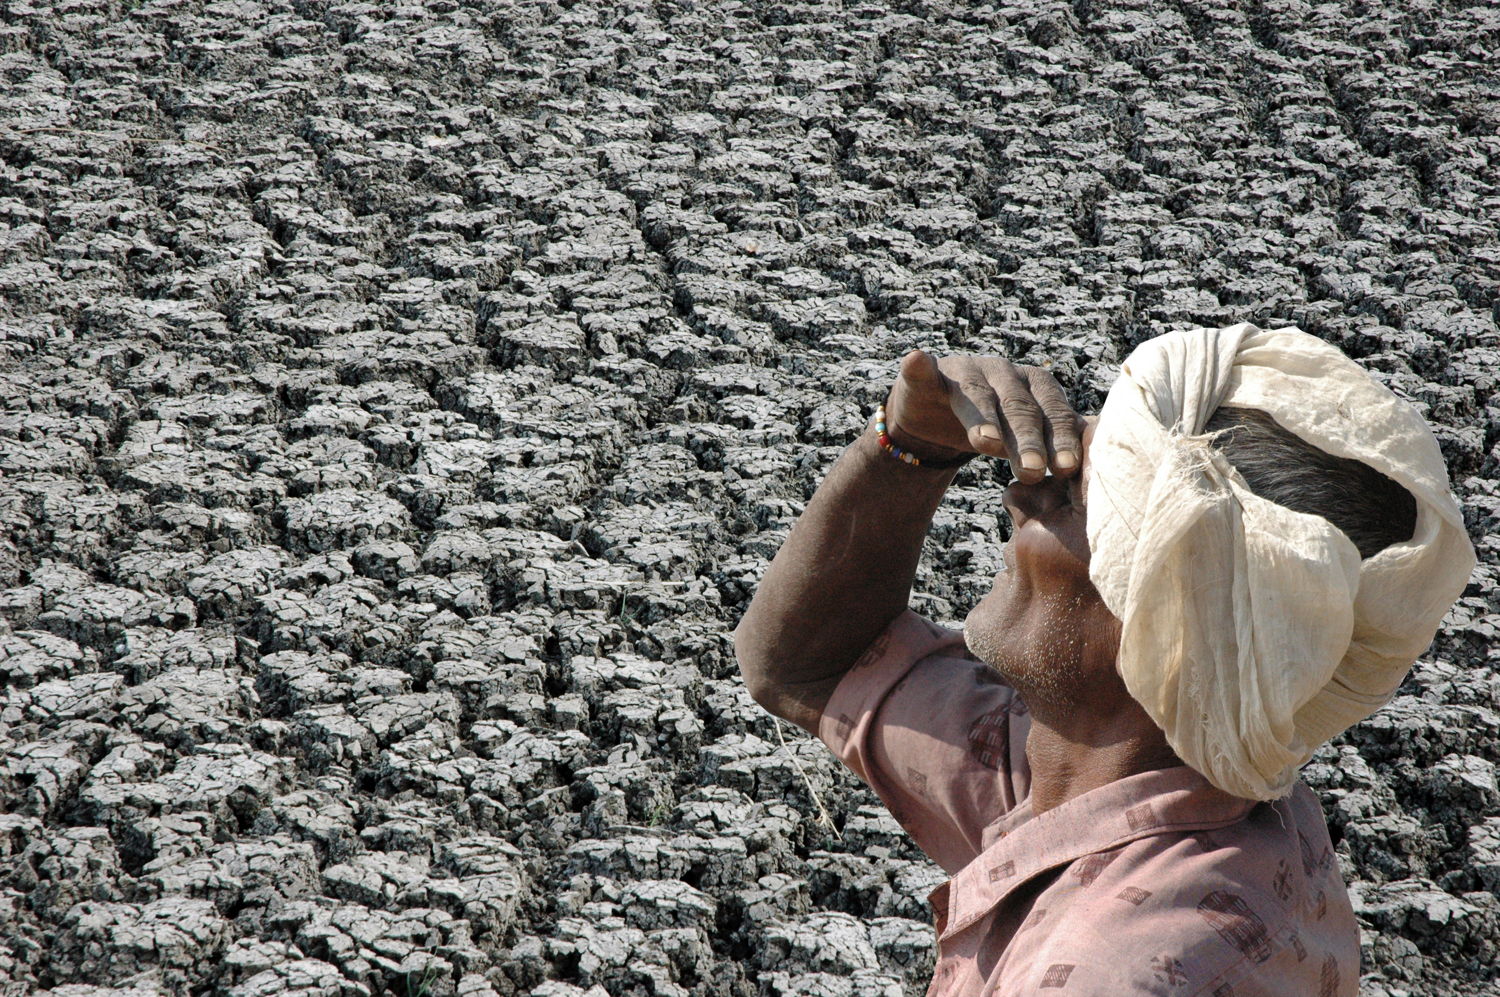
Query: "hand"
883 349 1085 483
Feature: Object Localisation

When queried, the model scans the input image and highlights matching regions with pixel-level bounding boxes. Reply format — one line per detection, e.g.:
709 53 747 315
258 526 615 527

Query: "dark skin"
734 349 1181 814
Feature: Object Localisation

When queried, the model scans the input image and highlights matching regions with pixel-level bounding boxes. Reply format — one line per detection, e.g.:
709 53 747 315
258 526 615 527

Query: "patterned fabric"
817 611 1360 997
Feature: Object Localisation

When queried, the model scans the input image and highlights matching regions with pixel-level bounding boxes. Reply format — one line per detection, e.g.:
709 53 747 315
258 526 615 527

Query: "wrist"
886 423 970 464
872 404 974 469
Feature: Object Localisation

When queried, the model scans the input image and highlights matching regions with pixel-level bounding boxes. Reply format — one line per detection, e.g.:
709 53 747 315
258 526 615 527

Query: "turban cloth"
1087 322 1476 801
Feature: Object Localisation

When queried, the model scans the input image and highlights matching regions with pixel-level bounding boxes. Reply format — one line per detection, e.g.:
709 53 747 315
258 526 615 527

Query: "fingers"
991 366 1049 475
1025 367 1085 474
948 365 1046 475
941 358 1084 481
944 372 1007 459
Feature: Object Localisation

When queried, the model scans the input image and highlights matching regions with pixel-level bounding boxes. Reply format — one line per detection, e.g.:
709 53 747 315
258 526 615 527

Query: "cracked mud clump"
1 1 1497 995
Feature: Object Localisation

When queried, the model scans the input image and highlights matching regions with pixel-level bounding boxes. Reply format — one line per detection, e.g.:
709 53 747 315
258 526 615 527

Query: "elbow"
732 620 786 715
742 671 784 715
733 620 829 737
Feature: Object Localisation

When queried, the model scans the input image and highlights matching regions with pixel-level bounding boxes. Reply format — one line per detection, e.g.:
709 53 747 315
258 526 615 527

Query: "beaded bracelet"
874 404 975 469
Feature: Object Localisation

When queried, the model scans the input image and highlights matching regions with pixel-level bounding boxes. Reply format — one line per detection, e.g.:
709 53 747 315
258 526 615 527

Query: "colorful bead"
873 403 921 466
869 402 975 471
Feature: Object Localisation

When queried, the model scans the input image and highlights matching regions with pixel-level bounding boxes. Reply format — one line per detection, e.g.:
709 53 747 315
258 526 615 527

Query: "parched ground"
0 1 1497 995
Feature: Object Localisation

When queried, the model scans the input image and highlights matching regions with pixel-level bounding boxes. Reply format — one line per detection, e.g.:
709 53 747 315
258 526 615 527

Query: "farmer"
734 323 1474 995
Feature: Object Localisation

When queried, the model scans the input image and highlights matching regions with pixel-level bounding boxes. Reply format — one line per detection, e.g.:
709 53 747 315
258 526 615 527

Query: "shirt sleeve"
817 609 1033 875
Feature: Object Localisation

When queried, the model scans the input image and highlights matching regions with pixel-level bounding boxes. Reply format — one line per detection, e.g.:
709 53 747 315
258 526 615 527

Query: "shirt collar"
931 765 1255 941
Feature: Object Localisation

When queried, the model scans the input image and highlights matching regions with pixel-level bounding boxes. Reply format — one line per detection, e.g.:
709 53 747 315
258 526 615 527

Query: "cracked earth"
1 1 1498 995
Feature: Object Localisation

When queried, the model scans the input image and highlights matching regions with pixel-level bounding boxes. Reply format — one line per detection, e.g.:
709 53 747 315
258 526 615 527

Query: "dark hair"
1204 407 1417 559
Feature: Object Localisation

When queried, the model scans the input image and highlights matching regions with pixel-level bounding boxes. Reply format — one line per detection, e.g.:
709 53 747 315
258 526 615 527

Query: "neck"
1022 703 1182 814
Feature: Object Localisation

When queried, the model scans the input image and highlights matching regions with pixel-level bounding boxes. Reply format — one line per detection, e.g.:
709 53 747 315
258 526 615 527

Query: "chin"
964 621 1039 703
963 596 1007 669
962 581 1073 704
965 565 1012 625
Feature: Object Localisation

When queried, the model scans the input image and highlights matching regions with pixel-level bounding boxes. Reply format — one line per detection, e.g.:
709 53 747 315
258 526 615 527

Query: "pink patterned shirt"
817 611 1359 997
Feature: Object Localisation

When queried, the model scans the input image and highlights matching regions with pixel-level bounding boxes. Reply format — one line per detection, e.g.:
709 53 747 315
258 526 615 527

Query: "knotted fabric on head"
1087 322 1476 801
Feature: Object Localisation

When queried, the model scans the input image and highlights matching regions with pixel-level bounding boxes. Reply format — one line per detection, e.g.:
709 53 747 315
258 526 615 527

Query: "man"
734 323 1474 995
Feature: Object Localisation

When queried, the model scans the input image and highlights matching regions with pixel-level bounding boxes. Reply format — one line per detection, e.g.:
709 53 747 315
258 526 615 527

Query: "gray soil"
1 1 1497 995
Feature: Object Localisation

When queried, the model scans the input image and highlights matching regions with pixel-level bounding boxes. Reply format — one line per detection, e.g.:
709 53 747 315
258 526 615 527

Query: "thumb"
898 348 945 391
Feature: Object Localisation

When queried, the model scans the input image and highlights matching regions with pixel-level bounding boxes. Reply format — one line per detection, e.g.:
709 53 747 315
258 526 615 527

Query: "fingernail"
978 425 1003 440
1021 452 1045 471
1055 451 1077 469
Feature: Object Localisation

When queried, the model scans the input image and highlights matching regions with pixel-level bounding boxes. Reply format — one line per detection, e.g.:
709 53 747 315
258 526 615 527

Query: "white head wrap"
1087 322 1476 801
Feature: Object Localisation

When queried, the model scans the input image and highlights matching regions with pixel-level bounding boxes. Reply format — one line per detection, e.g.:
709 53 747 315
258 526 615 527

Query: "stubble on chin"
964 590 1089 709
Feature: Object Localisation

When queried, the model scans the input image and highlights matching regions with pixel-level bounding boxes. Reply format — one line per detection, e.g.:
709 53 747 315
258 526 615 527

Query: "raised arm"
734 349 1083 734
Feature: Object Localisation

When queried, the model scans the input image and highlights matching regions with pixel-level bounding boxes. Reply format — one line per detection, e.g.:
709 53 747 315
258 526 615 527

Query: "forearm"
734 424 960 733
